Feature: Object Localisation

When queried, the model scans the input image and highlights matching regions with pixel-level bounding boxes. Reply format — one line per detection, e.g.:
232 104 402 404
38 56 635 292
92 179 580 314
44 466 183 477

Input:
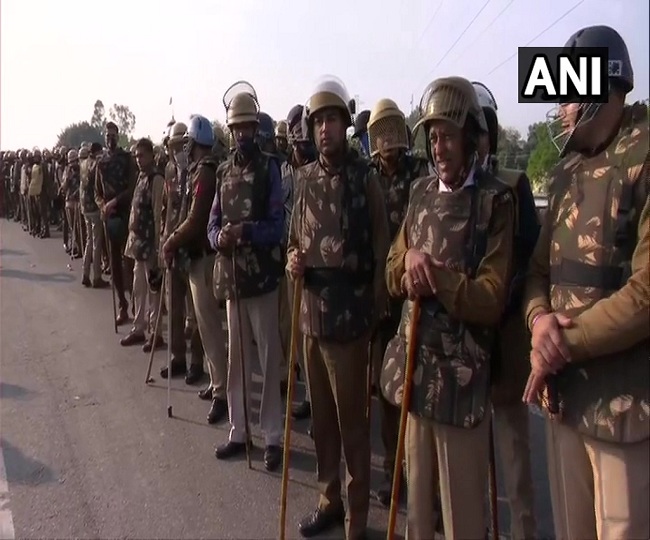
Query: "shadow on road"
0 268 75 283
0 382 35 401
0 438 57 486
0 248 28 257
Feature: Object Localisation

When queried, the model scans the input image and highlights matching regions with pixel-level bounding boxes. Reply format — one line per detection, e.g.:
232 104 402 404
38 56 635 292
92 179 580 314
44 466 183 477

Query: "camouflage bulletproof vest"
65 163 80 203
28 164 44 196
79 158 97 214
213 151 283 301
372 153 429 241
382 170 509 427
296 154 375 342
162 161 184 242
125 171 157 262
98 149 131 213
546 103 649 444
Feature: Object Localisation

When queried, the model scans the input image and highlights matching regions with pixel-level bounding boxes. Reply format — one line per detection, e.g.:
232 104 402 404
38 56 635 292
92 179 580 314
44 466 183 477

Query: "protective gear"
367 98 408 157
414 76 488 134
79 147 90 159
353 110 371 138
223 81 259 127
473 81 500 156
67 149 79 162
472 81 498 113
185 115 214 147
275 120 288 139
304 75 354 130
287 105 309 143
540 103 649 443
257 112 275 143
546 25 634 156
168 121 188 147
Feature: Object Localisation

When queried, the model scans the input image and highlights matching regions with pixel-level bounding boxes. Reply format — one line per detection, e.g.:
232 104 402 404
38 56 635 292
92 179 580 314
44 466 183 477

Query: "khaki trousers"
493 403 536 540
226 288 284 446
305 332 371 540
82 212 103 281
406 410 491 540
131 259 160 336
188 255 228 399
546 419 649 540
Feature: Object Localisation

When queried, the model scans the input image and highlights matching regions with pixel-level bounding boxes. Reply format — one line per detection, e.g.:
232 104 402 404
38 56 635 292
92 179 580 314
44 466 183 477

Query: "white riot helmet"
303 75 356 135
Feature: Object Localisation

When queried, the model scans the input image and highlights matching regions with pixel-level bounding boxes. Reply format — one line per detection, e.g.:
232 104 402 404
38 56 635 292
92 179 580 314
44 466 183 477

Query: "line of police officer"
1 23 647 540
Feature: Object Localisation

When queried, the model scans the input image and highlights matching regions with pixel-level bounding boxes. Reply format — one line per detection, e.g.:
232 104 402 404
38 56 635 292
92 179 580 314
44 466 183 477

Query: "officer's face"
276 136 288 153
105 128 119 150
232 123 256 142
313 108 346 156
558 103 580 132
135 147 154 171
428 120 464 184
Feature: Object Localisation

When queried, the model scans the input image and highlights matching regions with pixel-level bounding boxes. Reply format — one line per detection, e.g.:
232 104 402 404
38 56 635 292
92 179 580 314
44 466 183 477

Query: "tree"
57 121 103 148
526 122 560 193
497 126 528 171
90 100 106 135
108 104 136 147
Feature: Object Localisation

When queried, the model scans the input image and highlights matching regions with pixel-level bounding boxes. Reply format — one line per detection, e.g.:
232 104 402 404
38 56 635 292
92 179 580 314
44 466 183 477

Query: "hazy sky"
1 0 648 150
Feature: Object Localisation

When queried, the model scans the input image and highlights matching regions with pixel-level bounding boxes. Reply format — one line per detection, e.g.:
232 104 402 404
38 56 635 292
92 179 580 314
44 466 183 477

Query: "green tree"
108 104 136 147
90 100 106 135
526 122 560 193
57 121 103 148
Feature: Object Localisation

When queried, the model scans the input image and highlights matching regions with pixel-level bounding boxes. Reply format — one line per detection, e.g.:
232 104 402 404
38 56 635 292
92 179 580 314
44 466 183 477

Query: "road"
0 219 554 539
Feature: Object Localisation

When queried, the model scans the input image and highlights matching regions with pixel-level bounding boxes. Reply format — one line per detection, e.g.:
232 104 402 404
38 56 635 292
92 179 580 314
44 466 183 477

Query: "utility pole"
354 94 362 112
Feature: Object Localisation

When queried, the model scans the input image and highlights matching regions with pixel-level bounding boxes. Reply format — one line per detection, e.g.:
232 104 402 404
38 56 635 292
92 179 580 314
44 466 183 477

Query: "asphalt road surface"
0 219 554 539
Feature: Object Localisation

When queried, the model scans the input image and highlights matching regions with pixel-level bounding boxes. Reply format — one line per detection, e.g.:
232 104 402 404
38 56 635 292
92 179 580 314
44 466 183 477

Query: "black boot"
185 364 204 385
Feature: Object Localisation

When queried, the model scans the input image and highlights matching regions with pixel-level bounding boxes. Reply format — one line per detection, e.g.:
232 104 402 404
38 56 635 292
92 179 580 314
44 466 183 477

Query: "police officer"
279 104 318 424
256 112 280 158
81 143 108 288
523 25 649 540
351 109 371 157
121 138 166 351
95 121 138 325
275 120 289 159
208 88 285 471
366 97 429 507
473 80 539 540
161 115 229 425
383 76 515 539
287 75 389 540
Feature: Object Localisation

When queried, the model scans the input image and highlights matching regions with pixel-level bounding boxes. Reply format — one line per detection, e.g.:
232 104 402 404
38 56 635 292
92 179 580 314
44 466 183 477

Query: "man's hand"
218 224 235 249
404 248 437 298
531 312 573 371
104 198 117 215
287 250 306 279
522 348 554 404
161 238 175 268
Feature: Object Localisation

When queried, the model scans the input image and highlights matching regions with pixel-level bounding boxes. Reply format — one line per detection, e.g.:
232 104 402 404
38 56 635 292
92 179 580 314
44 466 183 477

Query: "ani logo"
518 47 615 104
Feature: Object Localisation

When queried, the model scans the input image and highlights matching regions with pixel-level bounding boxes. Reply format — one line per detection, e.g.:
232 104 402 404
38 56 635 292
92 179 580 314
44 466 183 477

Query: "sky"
1 0 648 150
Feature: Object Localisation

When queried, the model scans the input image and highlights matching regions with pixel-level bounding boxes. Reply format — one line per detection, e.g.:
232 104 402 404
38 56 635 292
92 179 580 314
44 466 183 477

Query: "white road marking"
0 442 16 540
